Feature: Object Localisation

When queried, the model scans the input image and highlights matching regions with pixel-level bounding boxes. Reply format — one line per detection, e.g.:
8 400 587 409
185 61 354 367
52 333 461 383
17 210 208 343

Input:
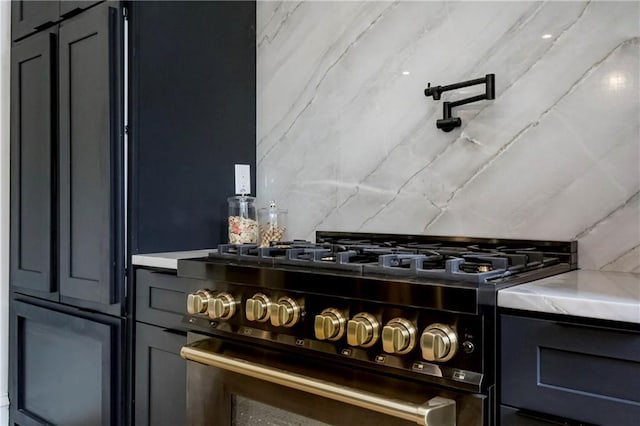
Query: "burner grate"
209 233 575 284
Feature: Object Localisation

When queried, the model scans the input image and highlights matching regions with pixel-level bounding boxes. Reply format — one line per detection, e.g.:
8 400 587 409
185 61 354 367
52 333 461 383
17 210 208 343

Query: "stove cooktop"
209 232 577 286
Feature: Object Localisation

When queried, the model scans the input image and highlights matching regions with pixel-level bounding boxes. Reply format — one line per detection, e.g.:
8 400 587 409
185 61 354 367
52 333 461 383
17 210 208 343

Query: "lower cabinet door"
501 314 640 426
501 406 563 426
9 297 123 426
135 322 187 426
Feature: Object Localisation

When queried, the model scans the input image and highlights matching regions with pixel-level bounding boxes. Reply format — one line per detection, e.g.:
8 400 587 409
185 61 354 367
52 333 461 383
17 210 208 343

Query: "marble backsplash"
256 1 640 272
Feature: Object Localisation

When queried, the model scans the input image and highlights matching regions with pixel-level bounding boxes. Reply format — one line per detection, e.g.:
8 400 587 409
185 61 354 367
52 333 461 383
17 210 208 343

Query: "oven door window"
233 395 330 426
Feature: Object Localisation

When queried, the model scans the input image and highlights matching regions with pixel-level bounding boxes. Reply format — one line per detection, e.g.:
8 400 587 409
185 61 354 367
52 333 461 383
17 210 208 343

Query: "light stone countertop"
131 249 214 270
498 270 640 324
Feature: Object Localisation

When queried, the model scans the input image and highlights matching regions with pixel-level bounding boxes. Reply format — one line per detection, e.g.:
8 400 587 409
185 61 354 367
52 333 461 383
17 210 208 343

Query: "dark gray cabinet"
11 1 59 41
10 4 126 426
10 1 257 425
10 30 56 300
128 0 256 254
60 0 102 18
9 297 124 426
500 407 561 426
134 268 199 426
11 0 257 311
135 268 203 330
10 1 124 317
11 1 103 41
135 322 187 426
500 314 640 426
58 2 124 313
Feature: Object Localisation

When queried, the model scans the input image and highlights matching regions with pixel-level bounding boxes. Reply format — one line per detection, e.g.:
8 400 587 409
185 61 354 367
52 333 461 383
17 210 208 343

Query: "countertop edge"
132 249 214 270
498 270 640 325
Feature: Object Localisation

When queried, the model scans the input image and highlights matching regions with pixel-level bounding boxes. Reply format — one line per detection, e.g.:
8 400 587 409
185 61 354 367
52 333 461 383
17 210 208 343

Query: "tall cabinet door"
9 298 123 426
60 1 103 19
11 1 59 41
58 3 124 313
10 30 57 301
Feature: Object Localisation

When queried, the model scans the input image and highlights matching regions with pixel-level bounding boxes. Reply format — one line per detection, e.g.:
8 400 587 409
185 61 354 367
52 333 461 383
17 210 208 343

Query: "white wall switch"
235 164 251 195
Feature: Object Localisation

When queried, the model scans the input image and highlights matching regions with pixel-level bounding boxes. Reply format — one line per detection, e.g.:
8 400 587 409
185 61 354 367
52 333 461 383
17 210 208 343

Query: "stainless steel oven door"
181 333 485 426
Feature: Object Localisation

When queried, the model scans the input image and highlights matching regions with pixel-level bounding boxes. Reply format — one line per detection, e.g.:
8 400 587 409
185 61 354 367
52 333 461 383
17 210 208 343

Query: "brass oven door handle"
181 343 456 426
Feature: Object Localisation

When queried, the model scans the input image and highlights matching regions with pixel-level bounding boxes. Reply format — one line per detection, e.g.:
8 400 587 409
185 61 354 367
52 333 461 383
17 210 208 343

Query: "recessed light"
402 71 410 75
542 34 552 39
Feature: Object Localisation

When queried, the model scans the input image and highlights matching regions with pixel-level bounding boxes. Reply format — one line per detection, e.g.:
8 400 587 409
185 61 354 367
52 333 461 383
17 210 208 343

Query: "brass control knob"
314 308 346 341
187 290 213 315
245 293 272 322
346 313 380 348
420 323 458 362
269 297 301 327
382 318 417 355
207 292 237 320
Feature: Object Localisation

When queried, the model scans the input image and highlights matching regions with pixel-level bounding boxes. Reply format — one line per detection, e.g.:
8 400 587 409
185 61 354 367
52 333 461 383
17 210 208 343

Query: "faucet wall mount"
424 74 495 132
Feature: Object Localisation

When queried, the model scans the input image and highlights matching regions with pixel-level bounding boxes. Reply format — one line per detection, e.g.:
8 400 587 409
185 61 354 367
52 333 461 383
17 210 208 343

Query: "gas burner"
459 259 495 274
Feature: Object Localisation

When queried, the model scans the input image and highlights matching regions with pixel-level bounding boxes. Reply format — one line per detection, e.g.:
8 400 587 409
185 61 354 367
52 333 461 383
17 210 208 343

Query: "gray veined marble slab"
132 250 214 270
256 1 640 273
498 270 640 324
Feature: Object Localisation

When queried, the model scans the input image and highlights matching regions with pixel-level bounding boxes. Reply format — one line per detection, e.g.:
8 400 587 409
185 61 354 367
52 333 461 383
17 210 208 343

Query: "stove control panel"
185 285 482 390
382 318 417 355
420 323 459 362
346 313 380 348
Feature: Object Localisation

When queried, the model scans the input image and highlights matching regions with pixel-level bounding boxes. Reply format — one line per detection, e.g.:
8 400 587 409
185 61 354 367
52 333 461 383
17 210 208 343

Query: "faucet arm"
424 74 495 100
439 76 487 93
447 94 488 109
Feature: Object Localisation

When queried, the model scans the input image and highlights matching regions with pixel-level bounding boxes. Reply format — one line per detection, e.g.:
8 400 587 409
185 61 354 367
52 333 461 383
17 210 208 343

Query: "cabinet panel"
129 0 256 253
501 314 640 425
136 268 203 330
500 406 559 426
9 298 123 426
11 1 59 41
10 31 56 299
60 1 103 18
135 322 187 426
58 3 123 309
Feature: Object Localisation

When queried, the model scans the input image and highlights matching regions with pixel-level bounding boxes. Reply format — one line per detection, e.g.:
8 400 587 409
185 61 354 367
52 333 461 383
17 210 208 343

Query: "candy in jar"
258 200 287 247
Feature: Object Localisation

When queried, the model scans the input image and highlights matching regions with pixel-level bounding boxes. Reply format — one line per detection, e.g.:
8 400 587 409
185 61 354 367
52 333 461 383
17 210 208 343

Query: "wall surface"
0 0 9 423
256 1 640 272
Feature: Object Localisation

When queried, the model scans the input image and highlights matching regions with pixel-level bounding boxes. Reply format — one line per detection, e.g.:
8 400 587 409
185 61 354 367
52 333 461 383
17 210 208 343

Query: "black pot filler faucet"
424 74 495 132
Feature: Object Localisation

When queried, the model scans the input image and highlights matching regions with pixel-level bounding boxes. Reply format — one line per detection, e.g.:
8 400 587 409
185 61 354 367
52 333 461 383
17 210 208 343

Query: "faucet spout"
424 74 495 132
424 83 443 100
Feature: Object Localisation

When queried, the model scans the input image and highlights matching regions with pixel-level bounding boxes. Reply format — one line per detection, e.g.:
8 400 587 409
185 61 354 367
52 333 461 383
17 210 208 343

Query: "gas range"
178 232 577 394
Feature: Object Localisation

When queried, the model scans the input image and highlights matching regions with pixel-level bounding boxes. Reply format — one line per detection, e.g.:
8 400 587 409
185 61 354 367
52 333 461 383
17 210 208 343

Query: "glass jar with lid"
227 195 258 244
258 201 287 247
